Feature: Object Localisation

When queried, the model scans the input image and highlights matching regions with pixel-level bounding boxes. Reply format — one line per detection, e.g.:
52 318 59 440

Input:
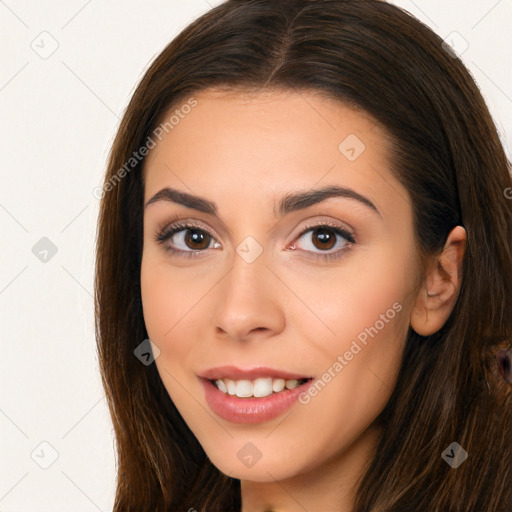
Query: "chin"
199 434 313 483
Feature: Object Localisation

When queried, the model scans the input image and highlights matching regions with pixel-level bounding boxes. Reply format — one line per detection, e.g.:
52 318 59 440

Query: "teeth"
285 379 300 390
216 379 228 393
227 380 236 396
236 380 253 398
272 378 285 392
253 378 273 397
213 377 307 397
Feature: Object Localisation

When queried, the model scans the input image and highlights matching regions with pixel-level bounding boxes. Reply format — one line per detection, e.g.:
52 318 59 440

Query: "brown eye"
155 222 221 256
311 227 337 250
184 229 211 250
291 223 356 261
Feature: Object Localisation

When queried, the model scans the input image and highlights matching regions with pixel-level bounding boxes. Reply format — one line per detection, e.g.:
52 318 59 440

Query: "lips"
198 365 311 381
198 365 314 423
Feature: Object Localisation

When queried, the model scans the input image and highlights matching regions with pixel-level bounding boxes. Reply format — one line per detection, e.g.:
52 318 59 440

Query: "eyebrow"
144 185 381 218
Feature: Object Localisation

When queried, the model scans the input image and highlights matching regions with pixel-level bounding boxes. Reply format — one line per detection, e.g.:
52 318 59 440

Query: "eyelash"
154 219 356 261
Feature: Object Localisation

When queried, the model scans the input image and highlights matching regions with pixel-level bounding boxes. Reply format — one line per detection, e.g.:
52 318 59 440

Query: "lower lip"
200 378 313 424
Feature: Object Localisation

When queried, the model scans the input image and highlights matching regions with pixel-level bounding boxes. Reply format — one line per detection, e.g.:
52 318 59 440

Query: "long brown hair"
94 1 512 510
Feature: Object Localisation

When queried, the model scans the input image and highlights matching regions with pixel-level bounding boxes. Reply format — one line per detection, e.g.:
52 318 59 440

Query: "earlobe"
411 226 467 336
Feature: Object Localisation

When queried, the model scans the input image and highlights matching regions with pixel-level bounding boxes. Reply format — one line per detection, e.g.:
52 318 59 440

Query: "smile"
198 366 314 423
212 377 310 398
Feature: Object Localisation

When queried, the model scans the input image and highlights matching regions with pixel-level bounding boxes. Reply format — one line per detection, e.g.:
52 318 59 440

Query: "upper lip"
198 365 312 381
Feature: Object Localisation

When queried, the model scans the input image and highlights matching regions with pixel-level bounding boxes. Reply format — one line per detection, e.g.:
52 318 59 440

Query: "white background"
1 1 511 510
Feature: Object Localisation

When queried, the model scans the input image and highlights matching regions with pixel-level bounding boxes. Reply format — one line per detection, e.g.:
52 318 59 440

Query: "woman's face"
140 89 421 483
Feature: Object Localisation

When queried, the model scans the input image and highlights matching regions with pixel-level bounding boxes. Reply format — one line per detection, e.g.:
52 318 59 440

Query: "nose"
212 246 285 342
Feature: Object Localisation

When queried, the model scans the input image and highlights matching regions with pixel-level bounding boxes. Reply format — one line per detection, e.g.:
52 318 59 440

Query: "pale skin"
140 89 466 512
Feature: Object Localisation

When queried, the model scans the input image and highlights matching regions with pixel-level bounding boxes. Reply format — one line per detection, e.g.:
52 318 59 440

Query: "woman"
94 0 512 510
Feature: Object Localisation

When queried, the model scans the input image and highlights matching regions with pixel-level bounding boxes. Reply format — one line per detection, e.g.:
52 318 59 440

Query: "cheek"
140 259 197 410
140 250 203 341
139 255 193 371
287 263 410 472
140 259 172 342
289 247 413 420
292 250 412 356
140 252 217 382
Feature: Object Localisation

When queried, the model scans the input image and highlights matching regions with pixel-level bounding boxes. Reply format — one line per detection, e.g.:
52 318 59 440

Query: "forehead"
144 88 386 168
142 88 406 220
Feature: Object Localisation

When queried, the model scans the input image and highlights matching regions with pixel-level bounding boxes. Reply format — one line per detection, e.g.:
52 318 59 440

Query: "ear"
410 225 467 336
